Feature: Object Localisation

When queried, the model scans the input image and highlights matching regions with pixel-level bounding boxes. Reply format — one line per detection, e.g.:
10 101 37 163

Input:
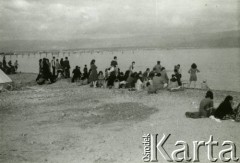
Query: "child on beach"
188 63 200 88
97 71 105 87
201 80 209 90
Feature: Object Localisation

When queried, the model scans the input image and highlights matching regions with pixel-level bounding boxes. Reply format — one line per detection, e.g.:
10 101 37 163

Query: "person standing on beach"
83 65 88 79
60 58 64 68
188 63 200 88
51 57 56 77
2 56 7 69
88 59 98 87
39 59 43 73
111 56 118 67
56 59 63 78
63 57 70 78
153 61 162 74
129 61 135 73
14 60 18 72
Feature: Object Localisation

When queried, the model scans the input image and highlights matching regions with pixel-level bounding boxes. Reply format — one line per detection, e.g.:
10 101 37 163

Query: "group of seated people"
186 90 240 122
71 63 183 94
0 56 18 74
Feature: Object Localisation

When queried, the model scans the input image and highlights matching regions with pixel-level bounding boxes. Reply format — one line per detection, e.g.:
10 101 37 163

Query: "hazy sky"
0 0 239 40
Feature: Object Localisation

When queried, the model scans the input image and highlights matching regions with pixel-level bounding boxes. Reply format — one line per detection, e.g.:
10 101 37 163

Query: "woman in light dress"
188 63 200 88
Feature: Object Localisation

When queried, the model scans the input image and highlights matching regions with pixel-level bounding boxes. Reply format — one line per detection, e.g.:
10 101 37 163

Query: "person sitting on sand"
199 90 214 117
188 63 200 88
146 82 157 94
107 66 116 88
160 67 169 84
176 64 182 76
117 72 125 82
135 74 144 91
201 80 209 90
185 91 214 118
152 73 165 90
126 72 137 88
168 69 182 91
71 66 81 83
97 71 105 87
142 68 150 82
148 68 156 80
214 96 235 120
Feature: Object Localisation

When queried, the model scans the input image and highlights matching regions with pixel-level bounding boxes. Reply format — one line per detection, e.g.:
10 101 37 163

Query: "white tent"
0 69 12 84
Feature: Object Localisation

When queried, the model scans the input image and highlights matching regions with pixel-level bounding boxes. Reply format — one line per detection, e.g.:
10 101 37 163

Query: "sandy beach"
0 73 240 163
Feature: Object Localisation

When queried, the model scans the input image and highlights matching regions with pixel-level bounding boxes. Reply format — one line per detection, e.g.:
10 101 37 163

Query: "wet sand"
0 73 240 163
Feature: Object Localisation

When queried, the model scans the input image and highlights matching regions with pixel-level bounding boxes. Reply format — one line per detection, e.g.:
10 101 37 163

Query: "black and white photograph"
0 0 239 162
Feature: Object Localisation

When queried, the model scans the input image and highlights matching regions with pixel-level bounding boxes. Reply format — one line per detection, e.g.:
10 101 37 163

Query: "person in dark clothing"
143 68 150 81
63 57 70 78
3 56 7 69
118 72 125 82
39 59 43 73
71 66 81 83
83 65 88 79
126 72 137 88
171 69 182 86
60 58 64 67
149 68 156 80
214 96 235 120
124 70 131 81
42 58 55 83
107 70 116 87
111 56 118 67
0 61 3 71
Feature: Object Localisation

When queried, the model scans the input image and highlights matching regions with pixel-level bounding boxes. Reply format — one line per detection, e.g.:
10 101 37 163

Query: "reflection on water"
2 48 240 92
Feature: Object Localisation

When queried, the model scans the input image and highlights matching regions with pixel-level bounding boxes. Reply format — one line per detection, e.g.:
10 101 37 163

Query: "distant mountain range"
0 30 239 52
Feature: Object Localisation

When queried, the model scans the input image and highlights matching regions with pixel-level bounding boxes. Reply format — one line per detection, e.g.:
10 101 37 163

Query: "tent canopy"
0 69 12 84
